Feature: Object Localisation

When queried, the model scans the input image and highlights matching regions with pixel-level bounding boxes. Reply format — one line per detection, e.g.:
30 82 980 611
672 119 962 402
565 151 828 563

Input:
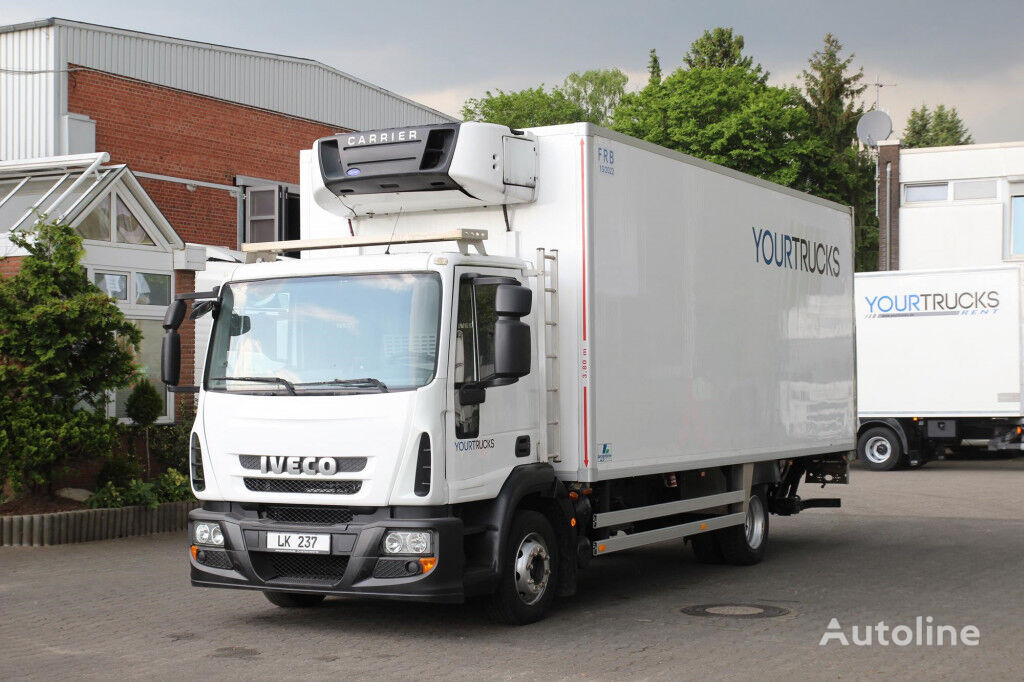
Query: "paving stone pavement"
1 457 1022 681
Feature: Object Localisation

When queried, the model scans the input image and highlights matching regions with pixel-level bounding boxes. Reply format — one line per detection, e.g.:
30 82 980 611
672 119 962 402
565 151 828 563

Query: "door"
445 267 539 502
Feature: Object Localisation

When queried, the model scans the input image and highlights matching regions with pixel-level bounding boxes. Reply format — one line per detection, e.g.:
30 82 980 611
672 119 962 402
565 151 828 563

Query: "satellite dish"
857 110 893 147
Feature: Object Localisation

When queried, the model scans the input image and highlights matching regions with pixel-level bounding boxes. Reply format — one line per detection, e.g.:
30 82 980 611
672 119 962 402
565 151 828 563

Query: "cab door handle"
515 436 531 458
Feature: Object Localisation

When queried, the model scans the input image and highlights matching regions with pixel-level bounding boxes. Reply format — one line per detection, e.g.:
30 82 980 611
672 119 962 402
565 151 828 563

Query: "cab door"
445 266 538 502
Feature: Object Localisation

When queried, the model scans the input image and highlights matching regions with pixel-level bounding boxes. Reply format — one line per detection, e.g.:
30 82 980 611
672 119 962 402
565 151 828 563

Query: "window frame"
72 188 169 251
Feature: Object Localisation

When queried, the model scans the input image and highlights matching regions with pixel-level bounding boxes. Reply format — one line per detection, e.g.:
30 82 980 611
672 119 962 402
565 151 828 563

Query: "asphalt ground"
1 455 1022 681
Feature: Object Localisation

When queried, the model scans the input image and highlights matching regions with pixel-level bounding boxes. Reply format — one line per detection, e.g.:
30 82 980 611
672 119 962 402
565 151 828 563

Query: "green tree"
801 34 867 153
683 27 765 81
461 86 585 128
647 48 662 87
560 68 629 125
613 65 828 189
125 380 165 476
461 68 628 128
800 34 877 271
903 104 973 148
0 219 142 498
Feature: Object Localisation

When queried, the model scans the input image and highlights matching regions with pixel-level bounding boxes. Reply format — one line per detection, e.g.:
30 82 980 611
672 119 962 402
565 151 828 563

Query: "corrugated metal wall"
0 25 58 159
2 20 455 160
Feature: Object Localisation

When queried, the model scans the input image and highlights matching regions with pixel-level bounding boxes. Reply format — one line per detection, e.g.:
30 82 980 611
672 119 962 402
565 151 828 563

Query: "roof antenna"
384 207 403 255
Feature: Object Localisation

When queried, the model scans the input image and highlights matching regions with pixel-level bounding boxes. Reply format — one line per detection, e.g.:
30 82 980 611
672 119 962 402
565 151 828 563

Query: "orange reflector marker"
190 545 198 560
570 517 576 527
597 544 607 552
1017 426 1022 435
700 523 708 531
582 488 593 496
419 557 437 573
569 491 579 501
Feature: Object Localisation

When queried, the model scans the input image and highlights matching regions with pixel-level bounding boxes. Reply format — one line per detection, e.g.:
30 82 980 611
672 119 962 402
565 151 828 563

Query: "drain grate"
681 603 790 619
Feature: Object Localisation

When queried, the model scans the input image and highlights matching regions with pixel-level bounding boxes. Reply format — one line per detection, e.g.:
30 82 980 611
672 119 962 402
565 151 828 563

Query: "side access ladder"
534 248 561 463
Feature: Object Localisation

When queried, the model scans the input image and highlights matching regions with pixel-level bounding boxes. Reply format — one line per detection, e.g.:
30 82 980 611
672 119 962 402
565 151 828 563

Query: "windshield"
206 273 442 395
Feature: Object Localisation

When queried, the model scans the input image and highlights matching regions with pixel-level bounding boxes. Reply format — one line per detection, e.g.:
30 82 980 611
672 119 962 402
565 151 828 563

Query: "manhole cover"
681 603 789 619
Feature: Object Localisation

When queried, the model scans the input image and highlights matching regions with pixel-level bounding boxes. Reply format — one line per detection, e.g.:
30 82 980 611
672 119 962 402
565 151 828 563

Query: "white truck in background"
162 122 855 624
856 266 1024 470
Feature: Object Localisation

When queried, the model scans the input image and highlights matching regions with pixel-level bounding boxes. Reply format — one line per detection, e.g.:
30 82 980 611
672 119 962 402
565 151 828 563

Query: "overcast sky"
3 0 1022 142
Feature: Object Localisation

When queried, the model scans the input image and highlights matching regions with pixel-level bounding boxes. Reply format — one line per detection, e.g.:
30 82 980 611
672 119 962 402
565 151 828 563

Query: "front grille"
261 506 355 525
244 478 362 495
196 549 233 570
253 553 350 585
238 455 367 473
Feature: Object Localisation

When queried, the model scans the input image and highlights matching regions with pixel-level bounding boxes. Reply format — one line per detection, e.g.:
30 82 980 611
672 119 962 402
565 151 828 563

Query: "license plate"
266 532 330 554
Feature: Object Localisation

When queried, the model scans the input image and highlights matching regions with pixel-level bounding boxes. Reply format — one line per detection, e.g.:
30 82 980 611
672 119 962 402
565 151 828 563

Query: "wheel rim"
513 532 551 606
745 495 766 550
864 436 893 464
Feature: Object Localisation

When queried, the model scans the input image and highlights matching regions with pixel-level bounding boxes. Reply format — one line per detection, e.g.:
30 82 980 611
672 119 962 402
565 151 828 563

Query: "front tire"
858 426 903 471
485 510 558 625
717 487 769 566
263 591 326 608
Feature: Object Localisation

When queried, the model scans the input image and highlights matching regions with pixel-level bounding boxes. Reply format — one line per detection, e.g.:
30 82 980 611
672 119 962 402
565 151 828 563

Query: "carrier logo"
345 130 418 146
752 227 841 278
864 290 1000 318
260 456 339 475
455 438 495 452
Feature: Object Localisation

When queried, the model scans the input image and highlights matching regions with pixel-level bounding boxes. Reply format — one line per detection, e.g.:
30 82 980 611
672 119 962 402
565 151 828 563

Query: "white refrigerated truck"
162 122 856 623
856 266 1024 470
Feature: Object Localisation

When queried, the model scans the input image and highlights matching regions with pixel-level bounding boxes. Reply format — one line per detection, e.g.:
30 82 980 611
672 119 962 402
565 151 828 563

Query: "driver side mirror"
492 284 532 380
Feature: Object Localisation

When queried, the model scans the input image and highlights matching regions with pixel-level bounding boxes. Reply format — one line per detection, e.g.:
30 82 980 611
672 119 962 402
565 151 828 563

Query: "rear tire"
717 488 769 566
263 591 326 608
858 426 903 471
485 510 558 625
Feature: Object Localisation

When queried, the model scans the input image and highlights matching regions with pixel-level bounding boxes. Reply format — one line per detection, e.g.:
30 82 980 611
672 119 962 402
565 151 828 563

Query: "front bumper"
188 505 465 603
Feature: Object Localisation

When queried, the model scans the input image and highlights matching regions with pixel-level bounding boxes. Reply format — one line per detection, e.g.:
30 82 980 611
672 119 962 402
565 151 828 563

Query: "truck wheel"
263 591 326 608
717 488 769 566
858 427 902 471
485 510 558 625
689 533 724 563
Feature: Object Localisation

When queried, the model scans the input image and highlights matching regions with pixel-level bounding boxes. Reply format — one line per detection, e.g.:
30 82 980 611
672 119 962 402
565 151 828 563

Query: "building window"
1012 197 1024 256
954 180 997 201
905 183 948 203
113 319 169 420
135 272 171 306
94 271 128 300
244 184 300 244
76 191 161 246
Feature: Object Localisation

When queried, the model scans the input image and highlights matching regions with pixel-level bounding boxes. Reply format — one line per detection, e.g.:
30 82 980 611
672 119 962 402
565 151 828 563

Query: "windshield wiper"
210 376 296 395
294 377 389 393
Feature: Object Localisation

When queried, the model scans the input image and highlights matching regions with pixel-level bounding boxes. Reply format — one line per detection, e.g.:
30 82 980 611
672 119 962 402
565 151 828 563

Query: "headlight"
382 530 432 555
194 522 224 547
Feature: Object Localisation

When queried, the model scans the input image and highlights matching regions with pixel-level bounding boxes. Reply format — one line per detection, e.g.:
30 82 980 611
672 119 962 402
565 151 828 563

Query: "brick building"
0 17 454 422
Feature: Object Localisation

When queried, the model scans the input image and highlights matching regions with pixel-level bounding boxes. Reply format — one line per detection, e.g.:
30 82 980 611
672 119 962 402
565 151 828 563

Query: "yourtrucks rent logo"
864 290 1001 318
752 227 841 278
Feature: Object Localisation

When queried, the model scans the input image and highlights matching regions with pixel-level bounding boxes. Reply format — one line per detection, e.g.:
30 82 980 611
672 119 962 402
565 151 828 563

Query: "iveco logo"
260 456 339 476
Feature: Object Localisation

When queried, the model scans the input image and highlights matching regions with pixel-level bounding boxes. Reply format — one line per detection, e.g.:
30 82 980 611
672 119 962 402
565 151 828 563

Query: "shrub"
0 219 142 497
121 479 159 509
96 454 143 489
150 402 195 474
152 469 193 503
126 381 164 429
87 481 124 509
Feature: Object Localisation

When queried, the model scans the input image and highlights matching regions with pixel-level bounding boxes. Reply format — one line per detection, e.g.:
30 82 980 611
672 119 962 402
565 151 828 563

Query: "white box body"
302 124 857 482
856 266 1024 418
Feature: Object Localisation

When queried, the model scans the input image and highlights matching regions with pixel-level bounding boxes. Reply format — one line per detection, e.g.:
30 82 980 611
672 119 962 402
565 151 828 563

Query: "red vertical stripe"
580 138 587 341
580 138 589 468
583 387 589 467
